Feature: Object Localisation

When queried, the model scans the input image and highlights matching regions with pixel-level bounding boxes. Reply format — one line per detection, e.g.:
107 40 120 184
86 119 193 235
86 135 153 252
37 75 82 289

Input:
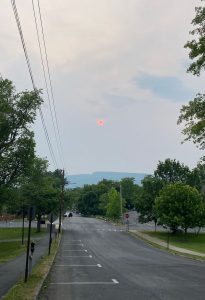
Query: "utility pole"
25 206 32 283
58 169 64 234
120 183 123 224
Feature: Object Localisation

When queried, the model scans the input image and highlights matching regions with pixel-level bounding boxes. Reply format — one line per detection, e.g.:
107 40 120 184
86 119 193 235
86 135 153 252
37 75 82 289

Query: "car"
64 212 69 217
68 212 73 217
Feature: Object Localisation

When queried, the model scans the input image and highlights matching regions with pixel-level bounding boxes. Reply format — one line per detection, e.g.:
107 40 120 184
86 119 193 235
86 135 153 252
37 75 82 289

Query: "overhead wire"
36 0 65 170
31 0 64 169
11 0 58 169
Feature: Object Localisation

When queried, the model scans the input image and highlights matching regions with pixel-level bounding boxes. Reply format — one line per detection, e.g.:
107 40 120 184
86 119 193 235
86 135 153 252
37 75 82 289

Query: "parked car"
68 212 73 217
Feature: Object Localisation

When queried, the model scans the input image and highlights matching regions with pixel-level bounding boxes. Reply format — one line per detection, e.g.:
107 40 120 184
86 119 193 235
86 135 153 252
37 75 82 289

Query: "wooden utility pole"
58 169 64 234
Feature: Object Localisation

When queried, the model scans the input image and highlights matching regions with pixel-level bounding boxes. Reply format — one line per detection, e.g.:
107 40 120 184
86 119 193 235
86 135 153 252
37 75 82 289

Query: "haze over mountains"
67 172 147 187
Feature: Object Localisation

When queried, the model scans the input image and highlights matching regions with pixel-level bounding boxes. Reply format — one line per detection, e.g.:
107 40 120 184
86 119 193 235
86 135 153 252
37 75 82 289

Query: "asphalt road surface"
39 216 205 300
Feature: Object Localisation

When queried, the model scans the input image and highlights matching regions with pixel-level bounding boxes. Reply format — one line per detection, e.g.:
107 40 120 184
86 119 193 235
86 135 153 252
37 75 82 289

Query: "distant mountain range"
66 172 147 188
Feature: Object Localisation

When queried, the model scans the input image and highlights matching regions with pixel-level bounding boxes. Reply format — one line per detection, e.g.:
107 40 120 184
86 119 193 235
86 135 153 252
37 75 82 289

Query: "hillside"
67 172 147 187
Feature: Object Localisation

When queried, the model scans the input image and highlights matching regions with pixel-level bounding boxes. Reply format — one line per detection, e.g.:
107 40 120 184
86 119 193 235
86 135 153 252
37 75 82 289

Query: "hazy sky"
1 0 205 175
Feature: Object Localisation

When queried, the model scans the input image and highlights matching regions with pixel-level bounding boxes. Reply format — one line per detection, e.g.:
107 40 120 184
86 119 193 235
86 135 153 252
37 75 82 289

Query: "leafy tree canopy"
155 183 204 233
178 94 205 149
0 79 43 186
185 1 205 76
154 158 190 184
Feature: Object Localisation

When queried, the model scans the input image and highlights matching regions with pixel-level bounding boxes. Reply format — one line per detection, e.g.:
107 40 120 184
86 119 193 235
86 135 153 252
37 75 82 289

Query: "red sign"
125 213 129 219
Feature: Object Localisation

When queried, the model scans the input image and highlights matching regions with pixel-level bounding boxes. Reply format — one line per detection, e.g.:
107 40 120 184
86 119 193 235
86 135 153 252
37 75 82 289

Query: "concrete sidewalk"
130 229 205 258
0 233 51 298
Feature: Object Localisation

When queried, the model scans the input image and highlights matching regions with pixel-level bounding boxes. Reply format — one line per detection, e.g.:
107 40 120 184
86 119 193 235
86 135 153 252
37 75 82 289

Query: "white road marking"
68 240 81 242
63 243 84 246
62 255 92 258
62 250 85 252
54 264 102 267
50 280 119 285
112 279 119 284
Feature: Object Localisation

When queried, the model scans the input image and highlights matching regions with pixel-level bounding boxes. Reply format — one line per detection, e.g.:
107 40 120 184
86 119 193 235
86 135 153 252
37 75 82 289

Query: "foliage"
188 161 205 190
120 177 136 209
77 190 100 216
155 183 205 233
106 187 122 219
178 2 205 149
184 1 205 76
0 79 42 187
135 175 163 227
178 94 205 149
154 158 190 184
20 157 59 231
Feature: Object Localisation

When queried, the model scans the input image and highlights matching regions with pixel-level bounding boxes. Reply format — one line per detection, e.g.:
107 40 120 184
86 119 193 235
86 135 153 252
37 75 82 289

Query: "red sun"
97 119 105 126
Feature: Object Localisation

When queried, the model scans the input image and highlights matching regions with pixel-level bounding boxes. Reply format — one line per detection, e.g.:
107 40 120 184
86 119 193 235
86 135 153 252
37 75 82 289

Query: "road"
39 216 205 300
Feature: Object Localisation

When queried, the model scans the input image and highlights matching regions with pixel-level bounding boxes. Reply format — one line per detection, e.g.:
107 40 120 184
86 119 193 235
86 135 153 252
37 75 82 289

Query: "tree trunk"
184 228 187 241
154 220 157 232
197 227 201 236
37 214 41 232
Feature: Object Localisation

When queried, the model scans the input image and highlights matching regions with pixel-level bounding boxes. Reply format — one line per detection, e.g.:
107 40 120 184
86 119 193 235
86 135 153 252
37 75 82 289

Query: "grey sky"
1 0 205 175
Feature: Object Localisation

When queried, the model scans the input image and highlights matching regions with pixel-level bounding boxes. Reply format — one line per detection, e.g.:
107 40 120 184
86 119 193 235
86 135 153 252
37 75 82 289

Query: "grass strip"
144 231 205 254
130 231 205 261
2 234 61 300
0 242 26 263
0 228 46 240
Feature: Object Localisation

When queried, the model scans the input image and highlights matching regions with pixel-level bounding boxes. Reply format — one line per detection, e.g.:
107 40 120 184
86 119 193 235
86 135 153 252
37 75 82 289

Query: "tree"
77 191 99 216
106 188 122 220
135 175 163 231
155 183 204 234
184 1 205 76
178 94 205 149
21 157 59 231
154 158 190 184
178 2 205 148
0 79 42 187
188 161 205 191
120 177 136 209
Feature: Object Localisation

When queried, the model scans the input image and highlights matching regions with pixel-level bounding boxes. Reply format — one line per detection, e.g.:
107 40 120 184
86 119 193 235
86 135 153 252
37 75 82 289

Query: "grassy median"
145 231 205 253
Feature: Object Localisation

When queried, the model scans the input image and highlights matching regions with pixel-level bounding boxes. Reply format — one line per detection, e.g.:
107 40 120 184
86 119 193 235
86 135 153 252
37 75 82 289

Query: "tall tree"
155 183 205 234
178 2 205 148
106 187 123 220
135 175 163 230
0 79 42 187
154 158 190 184
184 1 205 76
21 157 59 231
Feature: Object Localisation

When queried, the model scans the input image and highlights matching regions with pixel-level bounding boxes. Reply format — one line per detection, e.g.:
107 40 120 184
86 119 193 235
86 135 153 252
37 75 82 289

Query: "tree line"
65 159 205 234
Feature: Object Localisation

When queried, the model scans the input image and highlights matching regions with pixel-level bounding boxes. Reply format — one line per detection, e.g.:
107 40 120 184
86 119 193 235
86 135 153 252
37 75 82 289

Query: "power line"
11 0 58 169
36 0 65 169
31 0 64 169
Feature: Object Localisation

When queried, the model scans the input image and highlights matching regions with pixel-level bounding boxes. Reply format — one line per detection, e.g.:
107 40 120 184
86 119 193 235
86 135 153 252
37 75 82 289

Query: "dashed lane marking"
50 279 119 285
62 255 92 258
54 264 102 268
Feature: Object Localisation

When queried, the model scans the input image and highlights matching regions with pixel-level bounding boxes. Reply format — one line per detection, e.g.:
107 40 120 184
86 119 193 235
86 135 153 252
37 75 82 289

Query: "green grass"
144 231 205 253
0 242 26 263
0 228 47 263
2 235 61 300
0 228 46 240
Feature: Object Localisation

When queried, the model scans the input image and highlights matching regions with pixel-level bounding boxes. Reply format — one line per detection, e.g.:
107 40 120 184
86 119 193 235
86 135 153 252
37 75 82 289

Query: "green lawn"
0 241 26 263
145 231 205 253
0 228 47 263
0 227 46 240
